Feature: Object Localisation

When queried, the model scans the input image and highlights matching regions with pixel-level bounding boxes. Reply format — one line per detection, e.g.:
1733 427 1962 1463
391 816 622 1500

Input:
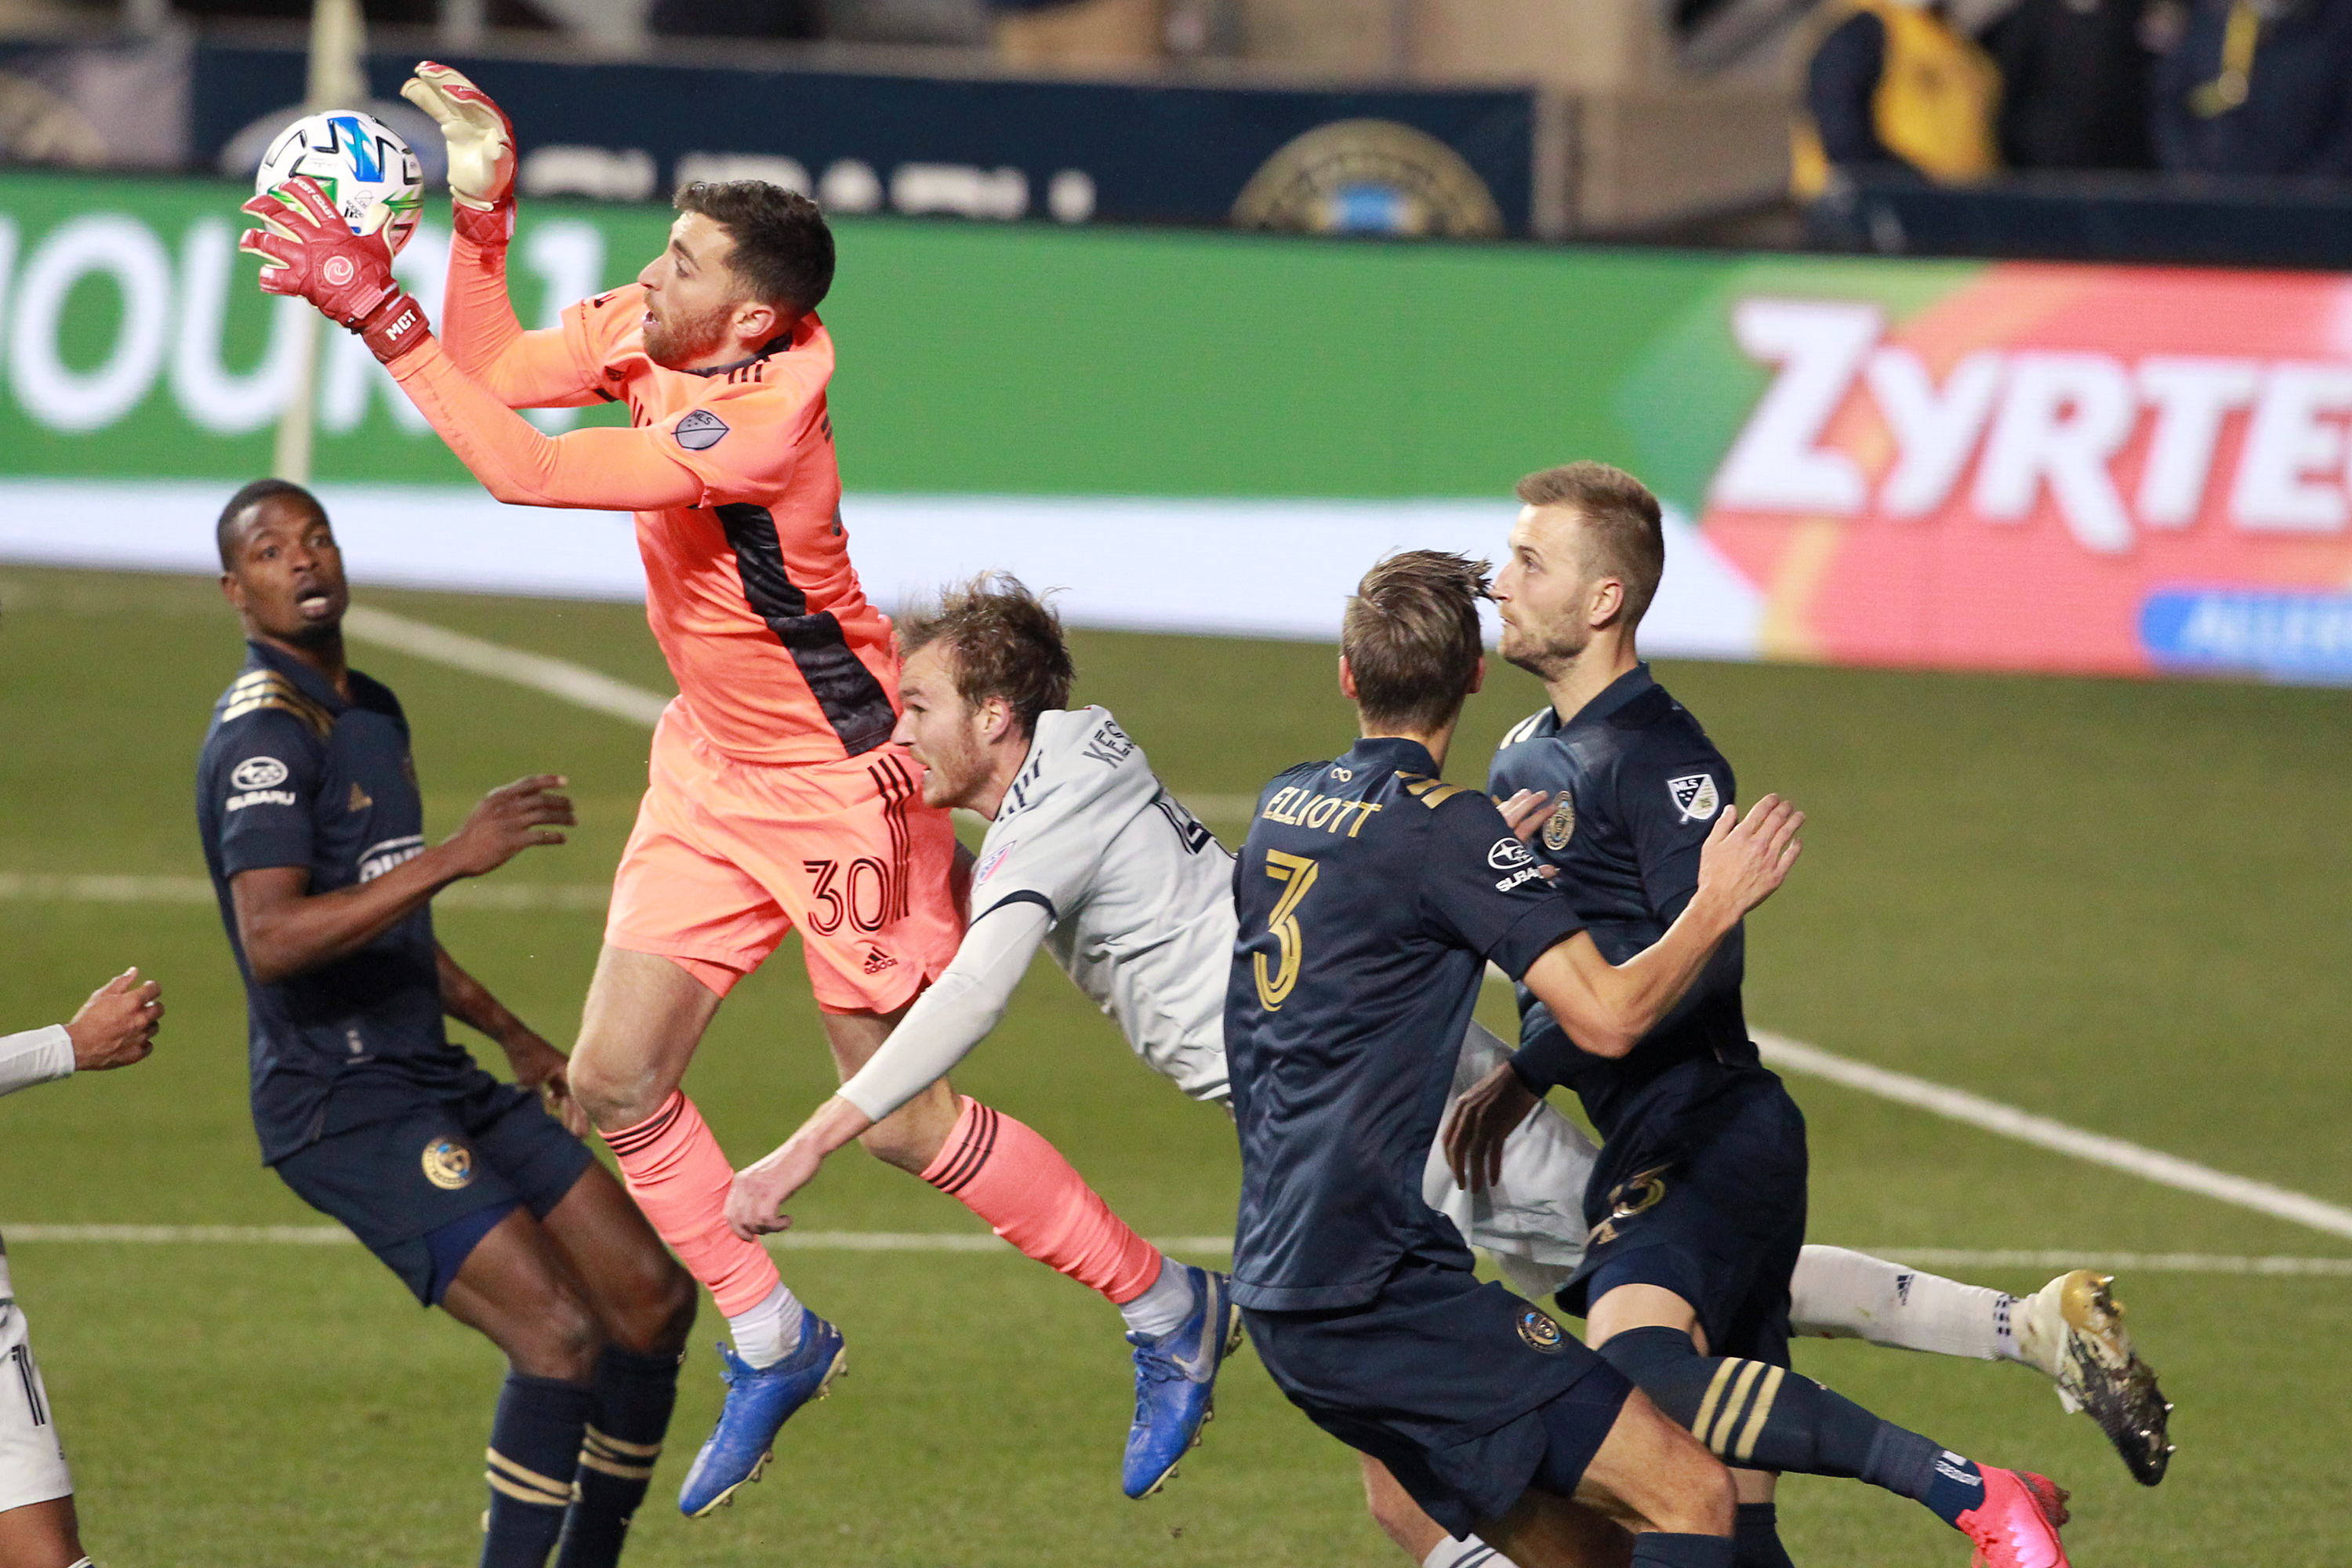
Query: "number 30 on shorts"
801 857 897 935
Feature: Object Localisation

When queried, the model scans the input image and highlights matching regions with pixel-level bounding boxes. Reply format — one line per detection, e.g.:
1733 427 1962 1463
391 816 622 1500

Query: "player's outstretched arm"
437 945 586 1135
401 60 604 409
724 901 1053 1239
0 969 162 1095
392 339 707 510
232 775 575 984
1525 793 1800 1060
64 968 163 1072
1445 795 1801 1191
241 187 697 510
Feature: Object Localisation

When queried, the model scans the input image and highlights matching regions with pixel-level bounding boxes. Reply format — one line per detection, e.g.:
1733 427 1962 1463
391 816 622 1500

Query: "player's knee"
641 1258 699 1354
1358 1460 1436 1553
507 1278 605 1382
567 1049 659 1131
854 1119 936 1176
1642 1422 1737 1537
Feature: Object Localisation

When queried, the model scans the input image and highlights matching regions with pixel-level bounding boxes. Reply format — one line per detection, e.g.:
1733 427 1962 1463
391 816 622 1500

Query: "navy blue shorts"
274 1076 593 1305
1560 1065 1806 1368
1244 1258 1634 1538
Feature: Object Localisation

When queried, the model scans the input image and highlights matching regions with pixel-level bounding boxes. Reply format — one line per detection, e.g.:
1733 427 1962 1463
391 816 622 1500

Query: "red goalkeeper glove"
402 60 518 248
239 176 434 365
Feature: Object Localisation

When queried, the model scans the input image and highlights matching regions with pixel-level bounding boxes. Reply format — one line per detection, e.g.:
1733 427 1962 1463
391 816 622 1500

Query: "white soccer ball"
253 109 425 256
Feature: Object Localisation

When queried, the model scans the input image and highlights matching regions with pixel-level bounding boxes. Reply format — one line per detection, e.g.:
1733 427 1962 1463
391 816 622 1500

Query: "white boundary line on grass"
1753 1031 2352 1242
2 1225 2346 1274
22 610 2352 1249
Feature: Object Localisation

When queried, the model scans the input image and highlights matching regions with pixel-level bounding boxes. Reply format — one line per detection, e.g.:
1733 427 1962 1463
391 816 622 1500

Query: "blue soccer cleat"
677 1312 847 1517
1122 1265 1244 1500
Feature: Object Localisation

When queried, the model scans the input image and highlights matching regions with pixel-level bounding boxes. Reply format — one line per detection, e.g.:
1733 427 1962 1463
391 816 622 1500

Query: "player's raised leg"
565 945 844 1519
1790 1247 2172 1484
1586 1284 2071 1568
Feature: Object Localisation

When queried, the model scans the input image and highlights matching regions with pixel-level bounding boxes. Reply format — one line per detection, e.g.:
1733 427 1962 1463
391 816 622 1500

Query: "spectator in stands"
988 0 1163 67
2153 0 2352 176
1793 0 2003 198
1983 0 2160 168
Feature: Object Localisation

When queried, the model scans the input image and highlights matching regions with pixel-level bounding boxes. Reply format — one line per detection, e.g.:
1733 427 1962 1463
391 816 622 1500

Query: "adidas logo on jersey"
862 947 898 975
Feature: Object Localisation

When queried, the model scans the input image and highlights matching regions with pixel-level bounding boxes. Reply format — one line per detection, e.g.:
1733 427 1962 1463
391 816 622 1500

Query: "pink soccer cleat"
1957 1466 2071 1568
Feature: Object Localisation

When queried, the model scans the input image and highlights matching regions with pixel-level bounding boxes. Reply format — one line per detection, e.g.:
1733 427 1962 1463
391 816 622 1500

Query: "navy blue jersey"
1486 665 1750 1139
1225 737 1585 1312
196 641 481 1163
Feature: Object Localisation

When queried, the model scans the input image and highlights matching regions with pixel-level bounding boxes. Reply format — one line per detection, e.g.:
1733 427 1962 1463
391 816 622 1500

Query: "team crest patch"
421 1138 474 1191
673 409 729 451
1516 1308 1564 1354
1541 795 1576 851
1667 773 1720 823
231 756 289 790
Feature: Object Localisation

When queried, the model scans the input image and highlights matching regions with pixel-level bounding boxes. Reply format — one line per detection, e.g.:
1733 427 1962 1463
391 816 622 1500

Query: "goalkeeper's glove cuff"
452 200 515 249
357 291 433 365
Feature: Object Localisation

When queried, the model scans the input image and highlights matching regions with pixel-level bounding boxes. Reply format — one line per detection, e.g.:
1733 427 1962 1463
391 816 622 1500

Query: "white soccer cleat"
2015 1270 2173 1485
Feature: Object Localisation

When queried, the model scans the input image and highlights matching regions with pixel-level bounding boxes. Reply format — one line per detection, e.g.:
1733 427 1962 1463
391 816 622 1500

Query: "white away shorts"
0 1253 72 1513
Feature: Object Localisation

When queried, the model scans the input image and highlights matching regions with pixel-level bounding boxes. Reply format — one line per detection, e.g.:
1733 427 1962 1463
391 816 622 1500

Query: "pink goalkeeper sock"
604 1091 782 1317
922 1095 1165 1305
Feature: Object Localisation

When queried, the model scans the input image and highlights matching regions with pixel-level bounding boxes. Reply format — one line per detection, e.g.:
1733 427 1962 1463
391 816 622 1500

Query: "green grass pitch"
2 563 2347 1566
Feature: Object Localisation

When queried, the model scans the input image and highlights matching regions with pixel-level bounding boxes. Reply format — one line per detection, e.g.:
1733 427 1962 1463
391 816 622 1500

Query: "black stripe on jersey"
13 1344 45 1426
975 889 1057 925
715 503 896 757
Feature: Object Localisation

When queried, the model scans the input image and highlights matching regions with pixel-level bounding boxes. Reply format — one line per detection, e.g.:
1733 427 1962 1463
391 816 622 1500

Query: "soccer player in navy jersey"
197 479 696 1568
1448 463 2099 1568
1226 550 1813 1568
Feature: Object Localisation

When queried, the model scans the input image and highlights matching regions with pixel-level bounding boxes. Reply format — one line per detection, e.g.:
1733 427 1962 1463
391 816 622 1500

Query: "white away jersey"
970 706 1236 1102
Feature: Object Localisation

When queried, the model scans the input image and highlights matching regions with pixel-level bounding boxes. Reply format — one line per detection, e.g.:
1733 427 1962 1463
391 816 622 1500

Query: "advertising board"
4 172 2349 681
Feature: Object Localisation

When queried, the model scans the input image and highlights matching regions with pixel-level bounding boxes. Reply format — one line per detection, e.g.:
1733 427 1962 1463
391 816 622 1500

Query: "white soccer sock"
1425 1534 1517 1568
1118 1257 1197 1341
725 1282 806 1370
1788 1244 2015 1361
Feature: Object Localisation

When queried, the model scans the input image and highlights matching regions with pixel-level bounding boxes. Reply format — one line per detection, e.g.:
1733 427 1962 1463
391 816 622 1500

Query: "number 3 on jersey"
1253 849 1319 1010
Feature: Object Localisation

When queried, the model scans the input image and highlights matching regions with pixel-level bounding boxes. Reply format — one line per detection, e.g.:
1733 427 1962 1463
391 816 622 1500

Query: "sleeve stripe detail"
222 672 334 737
925 1102 1000 1198
1397 772 1469 808
973 889 1057 926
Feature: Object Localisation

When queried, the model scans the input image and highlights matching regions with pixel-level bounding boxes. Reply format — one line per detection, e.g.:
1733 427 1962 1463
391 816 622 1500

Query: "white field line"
31 612 2352 1247
349 604 1261 825
2 1225 2344 1275
0 1223 1236 1254
341 604 673 728
1754 1030 2352 1243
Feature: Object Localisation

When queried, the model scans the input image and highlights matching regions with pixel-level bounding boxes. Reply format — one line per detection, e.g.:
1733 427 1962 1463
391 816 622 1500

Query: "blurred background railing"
8 0 2350 265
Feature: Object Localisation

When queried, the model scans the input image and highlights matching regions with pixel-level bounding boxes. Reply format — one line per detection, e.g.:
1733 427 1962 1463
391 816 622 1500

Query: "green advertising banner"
9 171 2352 681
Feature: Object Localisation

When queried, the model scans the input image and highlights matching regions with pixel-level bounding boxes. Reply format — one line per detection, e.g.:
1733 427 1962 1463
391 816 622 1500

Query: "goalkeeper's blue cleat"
1122 1265 1243 1500
677 1313 847 1517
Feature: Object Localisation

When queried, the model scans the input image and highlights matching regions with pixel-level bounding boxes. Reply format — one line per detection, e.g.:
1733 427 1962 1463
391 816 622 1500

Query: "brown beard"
644 297 733 369
1501 615 1590 681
